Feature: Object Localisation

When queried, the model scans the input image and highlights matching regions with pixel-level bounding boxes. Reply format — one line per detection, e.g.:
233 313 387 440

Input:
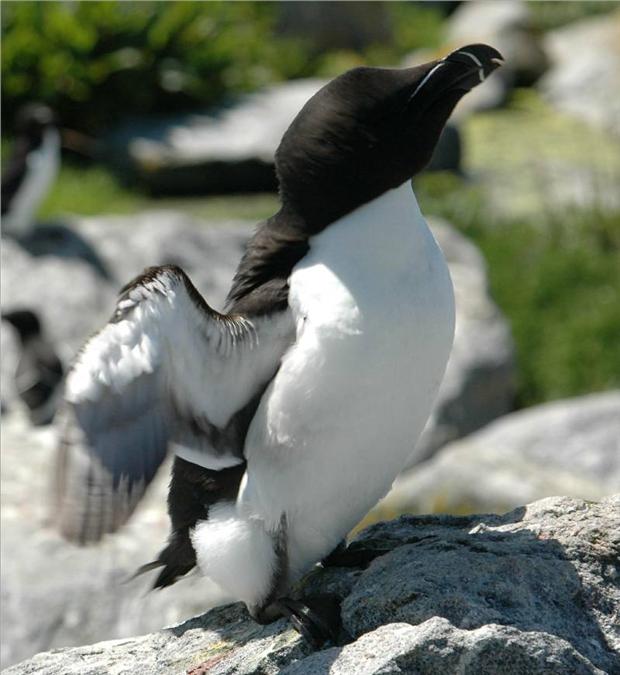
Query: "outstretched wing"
53 265 293 543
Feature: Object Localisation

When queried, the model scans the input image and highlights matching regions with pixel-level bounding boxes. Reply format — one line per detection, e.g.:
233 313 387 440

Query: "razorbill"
52 44 503 643
2 309 64 426
2 104 61 238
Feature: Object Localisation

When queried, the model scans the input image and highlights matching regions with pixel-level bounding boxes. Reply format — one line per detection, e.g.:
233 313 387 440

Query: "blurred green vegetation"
1 1 310 132
1 1 445 133
37 162 280 222
38 164 144 216
474 210 620 407
312 2 445 77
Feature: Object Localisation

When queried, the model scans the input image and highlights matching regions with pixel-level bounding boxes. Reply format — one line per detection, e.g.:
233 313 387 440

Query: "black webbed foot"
275 594 342 649
321 541 389 569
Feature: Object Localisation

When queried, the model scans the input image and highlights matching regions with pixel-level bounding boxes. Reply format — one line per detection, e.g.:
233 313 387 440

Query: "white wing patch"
55 265 294 542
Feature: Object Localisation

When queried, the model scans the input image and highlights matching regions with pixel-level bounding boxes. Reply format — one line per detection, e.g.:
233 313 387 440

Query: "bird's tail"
129 529 196 589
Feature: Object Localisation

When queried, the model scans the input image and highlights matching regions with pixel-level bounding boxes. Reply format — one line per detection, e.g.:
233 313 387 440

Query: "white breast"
240 181 455 580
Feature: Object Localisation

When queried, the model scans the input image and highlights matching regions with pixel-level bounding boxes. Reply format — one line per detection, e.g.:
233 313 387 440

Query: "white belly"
240 182 455 579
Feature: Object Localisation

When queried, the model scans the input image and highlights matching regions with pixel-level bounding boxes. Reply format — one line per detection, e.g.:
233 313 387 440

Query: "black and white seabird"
1 104 61 238
52 45 503 642
2 309 64 426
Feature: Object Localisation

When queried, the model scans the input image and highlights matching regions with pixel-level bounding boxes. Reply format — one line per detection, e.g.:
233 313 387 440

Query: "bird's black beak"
409 43 504 104
442 43 504 91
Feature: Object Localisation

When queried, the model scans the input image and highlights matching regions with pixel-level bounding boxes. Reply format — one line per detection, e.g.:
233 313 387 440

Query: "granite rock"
6 495 619 674
104 80 324 194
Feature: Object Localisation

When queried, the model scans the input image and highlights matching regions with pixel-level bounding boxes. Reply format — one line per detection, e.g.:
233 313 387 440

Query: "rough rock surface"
377 391 620 519
539 10 620 136
6 495 619 674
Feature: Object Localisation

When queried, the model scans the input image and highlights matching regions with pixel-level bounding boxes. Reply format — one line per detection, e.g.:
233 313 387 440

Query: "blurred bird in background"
2 104 60 238
1 309 65 426
1 103 95 239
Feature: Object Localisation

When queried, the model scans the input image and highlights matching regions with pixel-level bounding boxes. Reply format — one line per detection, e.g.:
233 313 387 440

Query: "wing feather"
53 265 293 543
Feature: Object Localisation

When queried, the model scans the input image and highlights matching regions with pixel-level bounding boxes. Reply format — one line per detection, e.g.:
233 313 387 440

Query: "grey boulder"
105 80 324 194
6 494 619 674
74 213 252 310
288 621 606 675
1 236 115 408
539 9 620 136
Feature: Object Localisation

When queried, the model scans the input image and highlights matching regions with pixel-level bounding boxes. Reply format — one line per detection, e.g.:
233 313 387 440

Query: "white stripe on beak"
408 62 446 102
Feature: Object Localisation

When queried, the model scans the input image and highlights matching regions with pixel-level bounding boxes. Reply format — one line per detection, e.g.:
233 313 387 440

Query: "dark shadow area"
9 220 114 281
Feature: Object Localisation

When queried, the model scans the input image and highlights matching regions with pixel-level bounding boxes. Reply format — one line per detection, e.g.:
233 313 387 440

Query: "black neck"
225 208 310 317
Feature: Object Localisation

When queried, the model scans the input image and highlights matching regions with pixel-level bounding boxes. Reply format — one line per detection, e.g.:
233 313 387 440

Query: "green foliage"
1 1 447 130
1 1 310 132
416 172 620 408
35 160 280 222
480 213 620 406
389 2 445 54
38 163 144 217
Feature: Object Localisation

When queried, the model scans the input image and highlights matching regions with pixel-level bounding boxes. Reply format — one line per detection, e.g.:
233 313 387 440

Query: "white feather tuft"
191 503 277 608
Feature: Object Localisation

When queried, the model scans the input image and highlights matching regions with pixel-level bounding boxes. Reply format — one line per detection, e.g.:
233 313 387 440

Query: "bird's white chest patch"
5 128 60 236
240 182 455 578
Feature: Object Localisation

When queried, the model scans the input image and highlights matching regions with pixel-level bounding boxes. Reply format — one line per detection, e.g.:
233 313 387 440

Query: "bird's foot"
321 540 388 569
274 594 342 649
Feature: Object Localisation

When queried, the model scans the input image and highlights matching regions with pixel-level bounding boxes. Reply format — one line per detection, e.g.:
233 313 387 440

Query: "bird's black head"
2 309 43 342
14 103 57 146
275 43 503 231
